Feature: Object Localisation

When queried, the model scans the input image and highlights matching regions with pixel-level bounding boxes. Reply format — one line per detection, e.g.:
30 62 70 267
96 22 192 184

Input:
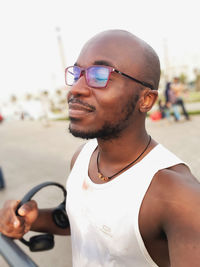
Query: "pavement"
0 115 200 267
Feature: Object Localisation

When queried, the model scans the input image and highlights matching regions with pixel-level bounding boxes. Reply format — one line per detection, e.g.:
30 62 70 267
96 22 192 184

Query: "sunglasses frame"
65 65 154 90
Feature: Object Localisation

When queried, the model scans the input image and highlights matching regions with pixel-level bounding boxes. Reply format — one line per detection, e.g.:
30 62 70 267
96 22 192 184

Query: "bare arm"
158 166 200 266
30 208 70 235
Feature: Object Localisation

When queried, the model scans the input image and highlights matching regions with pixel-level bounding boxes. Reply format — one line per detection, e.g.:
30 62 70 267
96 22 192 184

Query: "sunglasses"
65 65 154 90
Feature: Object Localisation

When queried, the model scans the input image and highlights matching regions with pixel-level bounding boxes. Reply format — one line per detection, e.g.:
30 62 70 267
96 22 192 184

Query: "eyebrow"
93 60 113 67
74 60 114 67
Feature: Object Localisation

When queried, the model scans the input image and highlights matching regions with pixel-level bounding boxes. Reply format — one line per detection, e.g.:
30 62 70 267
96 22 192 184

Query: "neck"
97 127 150 165
97 135 152 181
94 127 154 183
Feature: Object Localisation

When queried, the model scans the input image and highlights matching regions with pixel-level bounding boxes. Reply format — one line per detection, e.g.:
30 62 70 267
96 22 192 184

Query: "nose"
68 75 91 97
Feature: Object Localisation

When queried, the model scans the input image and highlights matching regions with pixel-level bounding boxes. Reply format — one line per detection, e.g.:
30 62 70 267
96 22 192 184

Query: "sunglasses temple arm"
114 70 154 90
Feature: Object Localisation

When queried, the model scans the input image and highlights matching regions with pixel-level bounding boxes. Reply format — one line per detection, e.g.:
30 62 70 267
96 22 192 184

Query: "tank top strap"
67 139 97 189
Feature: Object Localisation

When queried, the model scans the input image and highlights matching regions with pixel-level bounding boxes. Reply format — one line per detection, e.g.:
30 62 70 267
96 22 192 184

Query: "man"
164 81 180 121
0 30 200 267
170 77 190 120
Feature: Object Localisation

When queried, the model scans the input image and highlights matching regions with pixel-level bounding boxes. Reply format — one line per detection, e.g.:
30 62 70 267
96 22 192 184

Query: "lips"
68 103 94 118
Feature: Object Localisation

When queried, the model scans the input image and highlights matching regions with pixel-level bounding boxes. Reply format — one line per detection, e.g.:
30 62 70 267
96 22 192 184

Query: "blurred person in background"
164 81 180 121
170 77 190 120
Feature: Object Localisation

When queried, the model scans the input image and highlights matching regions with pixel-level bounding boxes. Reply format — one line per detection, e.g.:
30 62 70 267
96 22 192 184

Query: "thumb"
18 206 26 216
18 200 38 223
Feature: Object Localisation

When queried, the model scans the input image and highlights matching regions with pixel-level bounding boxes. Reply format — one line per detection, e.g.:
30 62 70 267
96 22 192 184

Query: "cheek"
96 95 123 119
94 80 138 119
95 83 125 110
97 97 131 124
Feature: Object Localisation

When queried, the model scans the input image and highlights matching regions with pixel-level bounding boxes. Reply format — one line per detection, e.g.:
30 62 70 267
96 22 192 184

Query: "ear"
139 89 158 113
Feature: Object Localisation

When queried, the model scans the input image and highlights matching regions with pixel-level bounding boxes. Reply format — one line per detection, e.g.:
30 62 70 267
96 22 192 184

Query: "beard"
69 94 139 140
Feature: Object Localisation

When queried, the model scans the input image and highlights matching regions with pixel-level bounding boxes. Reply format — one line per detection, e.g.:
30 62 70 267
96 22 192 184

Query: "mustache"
68 97 96 111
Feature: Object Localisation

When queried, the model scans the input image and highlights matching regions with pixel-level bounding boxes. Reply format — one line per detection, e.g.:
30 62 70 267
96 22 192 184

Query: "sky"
0 0 200 101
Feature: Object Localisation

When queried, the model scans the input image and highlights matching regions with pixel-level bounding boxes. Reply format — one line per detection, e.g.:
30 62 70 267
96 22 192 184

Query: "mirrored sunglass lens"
66 66 81 85
87 66 109 87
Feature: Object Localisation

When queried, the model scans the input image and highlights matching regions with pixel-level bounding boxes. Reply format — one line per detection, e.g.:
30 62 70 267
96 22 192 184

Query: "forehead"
76 34 144 75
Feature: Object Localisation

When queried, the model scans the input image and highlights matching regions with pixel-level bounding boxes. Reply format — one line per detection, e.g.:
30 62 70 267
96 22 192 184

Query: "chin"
69 126 95 140
68 121 95 139
68 121 123 141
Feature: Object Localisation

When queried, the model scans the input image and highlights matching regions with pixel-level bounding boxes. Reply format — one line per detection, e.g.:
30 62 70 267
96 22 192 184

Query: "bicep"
164 182 200 266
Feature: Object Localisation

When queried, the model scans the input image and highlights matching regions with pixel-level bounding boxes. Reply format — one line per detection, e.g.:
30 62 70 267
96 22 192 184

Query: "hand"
0 200 38 239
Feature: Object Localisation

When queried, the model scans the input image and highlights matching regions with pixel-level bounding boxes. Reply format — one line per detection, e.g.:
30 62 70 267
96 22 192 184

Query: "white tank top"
66 139 184 267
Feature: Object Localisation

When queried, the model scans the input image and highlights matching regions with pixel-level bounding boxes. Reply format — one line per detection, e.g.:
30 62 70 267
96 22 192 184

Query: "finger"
24 224 31 234
7 201 25 228
2 200 22 228
13 219 20 228
8 216 25 231
7 200 22 227
12 216 25 229
18 200 38 226
4 199 20 211
3 217 25 236
2 230 25 239
18 200 38 217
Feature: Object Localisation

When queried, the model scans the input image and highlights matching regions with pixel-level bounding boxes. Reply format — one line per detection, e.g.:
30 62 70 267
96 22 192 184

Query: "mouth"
68 101 95 119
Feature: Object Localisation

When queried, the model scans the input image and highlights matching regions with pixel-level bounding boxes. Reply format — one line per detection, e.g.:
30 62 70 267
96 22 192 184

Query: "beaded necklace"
97 135 151 182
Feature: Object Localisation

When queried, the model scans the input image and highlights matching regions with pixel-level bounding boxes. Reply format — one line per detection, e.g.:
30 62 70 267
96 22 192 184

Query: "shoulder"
141 163 200 234
151 166 200 265
70 139 98 170
150 164 200 215
141 163 200 265
70 143 86 170
69 139 97 170
155 164 199 199
153 165 200 238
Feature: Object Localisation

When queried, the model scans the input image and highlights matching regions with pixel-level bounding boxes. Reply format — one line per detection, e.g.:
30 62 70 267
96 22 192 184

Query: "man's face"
67 38 141 140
